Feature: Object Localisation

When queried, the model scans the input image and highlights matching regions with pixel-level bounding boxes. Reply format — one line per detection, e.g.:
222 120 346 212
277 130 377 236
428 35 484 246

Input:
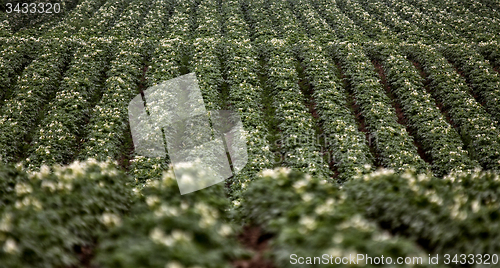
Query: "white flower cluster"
149 227 192 247
100 213 122 227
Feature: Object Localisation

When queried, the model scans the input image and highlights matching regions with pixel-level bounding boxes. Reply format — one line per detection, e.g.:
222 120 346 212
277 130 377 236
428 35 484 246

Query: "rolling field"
1 0 500 267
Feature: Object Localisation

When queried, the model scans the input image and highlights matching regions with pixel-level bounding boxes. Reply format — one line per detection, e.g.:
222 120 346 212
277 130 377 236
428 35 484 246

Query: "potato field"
1 0 500 267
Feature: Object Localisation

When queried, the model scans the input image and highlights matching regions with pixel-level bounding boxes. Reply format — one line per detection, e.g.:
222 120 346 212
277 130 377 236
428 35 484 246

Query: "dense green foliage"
0 160 134 267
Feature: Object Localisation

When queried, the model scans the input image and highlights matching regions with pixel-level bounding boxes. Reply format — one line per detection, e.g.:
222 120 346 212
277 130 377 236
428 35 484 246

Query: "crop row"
311 0 485 176
140 0 176 44
190 0 223 111
405 0 500 43
79 40 143 164
221 0 273 198
438 44 500 124
25 38 112 169
81 0 174 168
403 44 500 170
0 38 76 164
8 0 80 32
310 2 433 174
109 0 154 39
77 0 131 37
308 0 500 172
250 0 332 178
382 0 463 43
288 0 374 181
367 45 479 176
335 0 396 43
310 0 367 43
357 0 500 64
342 0 500 131
362 0 429 43
341 0 500 92
34 0 106 38
0 37 41 109
301 41 375 181
129 0 194 185
0 0 105 99
333 42 430 173
477 41 500 70
26 0 152 170
294 0 430 174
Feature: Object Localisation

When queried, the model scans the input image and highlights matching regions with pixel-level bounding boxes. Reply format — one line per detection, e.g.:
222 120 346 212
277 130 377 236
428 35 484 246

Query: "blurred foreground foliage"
1 159 499 267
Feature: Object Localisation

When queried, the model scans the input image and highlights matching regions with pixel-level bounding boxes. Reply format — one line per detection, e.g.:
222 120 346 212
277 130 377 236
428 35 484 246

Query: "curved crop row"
381 0 464 43
78 0 131 37
332 42 429 173
359 0 430 43
42 0 107 38
26 38 113 169
335 0 396 43
140 0 176 45
438 44 500 124
477 41 500 70
109 0 154 39
310 0 367 43
0 38 76 163
0 37 41 109
376 49 479 176
6 0 79 36
403 44 500 170
288 0 335 44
